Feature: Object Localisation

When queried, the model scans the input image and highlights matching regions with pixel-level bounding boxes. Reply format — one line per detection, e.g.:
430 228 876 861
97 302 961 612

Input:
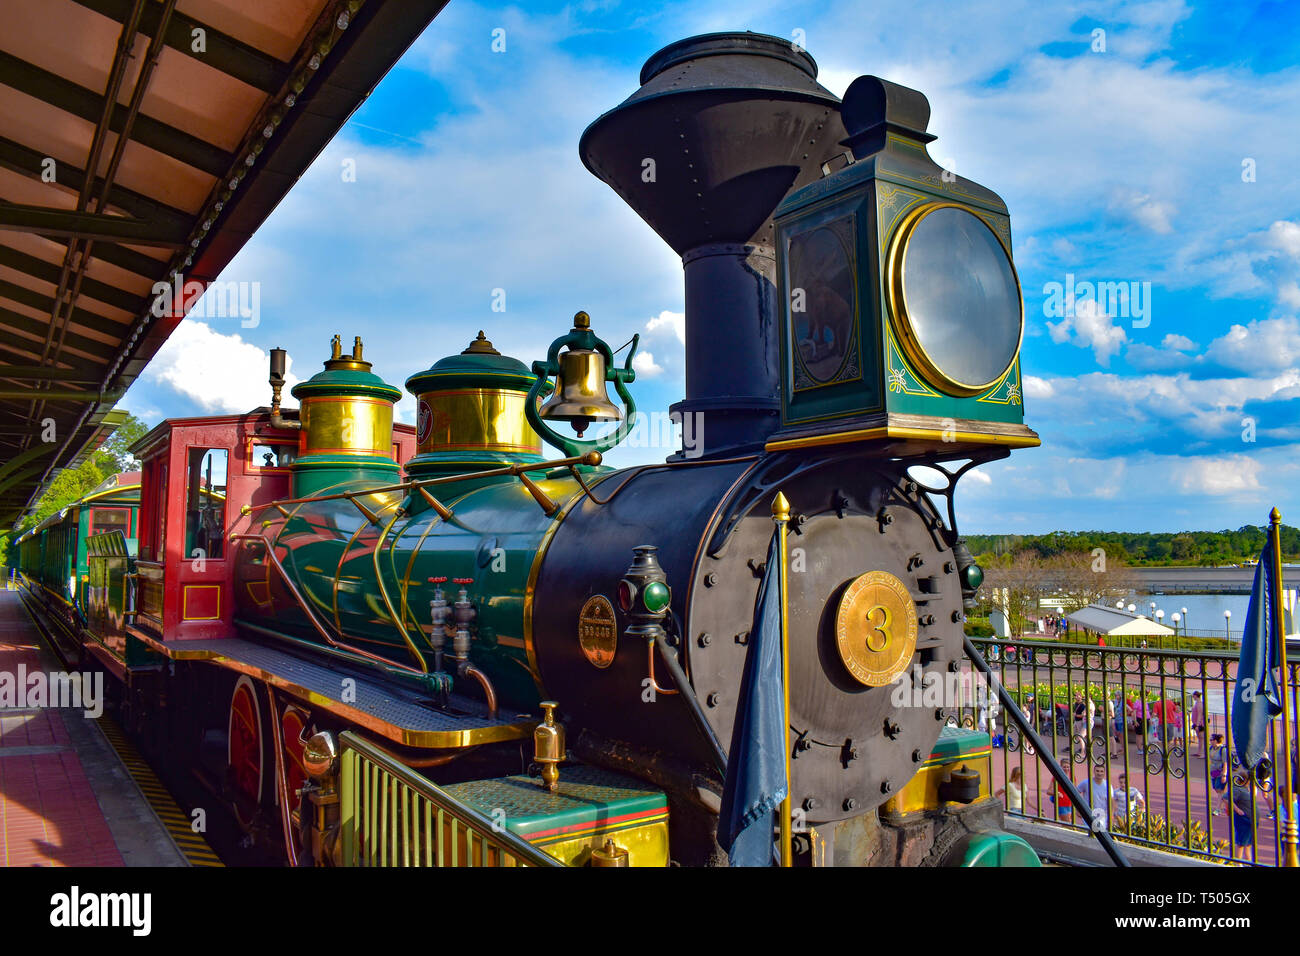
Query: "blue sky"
122 0 1300 534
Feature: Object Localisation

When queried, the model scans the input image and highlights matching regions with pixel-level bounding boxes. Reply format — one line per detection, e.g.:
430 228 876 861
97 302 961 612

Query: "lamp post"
1172 612 1180 646
1224 609 1231 642
1127 604 1136 613
1181 607 1188 637
1156 609 1165 648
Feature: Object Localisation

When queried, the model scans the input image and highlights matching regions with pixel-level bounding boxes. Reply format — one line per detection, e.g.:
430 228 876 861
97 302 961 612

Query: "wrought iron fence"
337 732 562 868
958 638 1297 865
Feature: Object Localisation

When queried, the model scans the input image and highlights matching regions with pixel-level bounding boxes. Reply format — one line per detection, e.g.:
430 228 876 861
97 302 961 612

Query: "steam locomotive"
16 33 1041 867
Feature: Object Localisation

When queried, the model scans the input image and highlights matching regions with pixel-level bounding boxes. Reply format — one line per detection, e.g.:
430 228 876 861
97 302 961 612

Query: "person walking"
1220 775 1266 862
1081 763 1114 831
1189 691 1205 756
996 766 1024 815
1111 691 1128 757
1113 772 1144 826
1209 734 1228 812
1072 689 1095 755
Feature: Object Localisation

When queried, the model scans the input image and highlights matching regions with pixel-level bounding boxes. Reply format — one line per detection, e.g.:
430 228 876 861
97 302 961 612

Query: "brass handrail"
337 730 561 867
229 532 430 679
235 451 603 524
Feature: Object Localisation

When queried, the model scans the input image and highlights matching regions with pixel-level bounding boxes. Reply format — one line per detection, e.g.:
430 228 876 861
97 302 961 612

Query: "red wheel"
280 707 309 810
228 675 265 829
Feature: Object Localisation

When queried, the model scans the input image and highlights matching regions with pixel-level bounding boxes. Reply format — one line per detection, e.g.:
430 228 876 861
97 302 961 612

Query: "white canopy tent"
1065 603 1176 638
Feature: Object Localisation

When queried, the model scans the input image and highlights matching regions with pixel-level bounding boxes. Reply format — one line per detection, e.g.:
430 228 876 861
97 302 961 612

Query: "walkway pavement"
0 588 185 866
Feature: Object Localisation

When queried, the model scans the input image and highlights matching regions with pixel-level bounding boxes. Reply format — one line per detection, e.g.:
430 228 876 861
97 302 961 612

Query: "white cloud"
632 350 664 377
1269 220 1300 259
1203 316 1300 373
1176 456 1262 496
1109 189 1176 235
645 310 686 345
1046 298 1128 365
146 321 299 413
1023 375 1054 398
1125 344 1182 371
1162 333 1197 351
1023 366 1300 452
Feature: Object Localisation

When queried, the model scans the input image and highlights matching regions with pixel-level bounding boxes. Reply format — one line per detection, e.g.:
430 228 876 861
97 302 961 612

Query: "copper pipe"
644 637 678 696
460 663 499 717
269 383 301 431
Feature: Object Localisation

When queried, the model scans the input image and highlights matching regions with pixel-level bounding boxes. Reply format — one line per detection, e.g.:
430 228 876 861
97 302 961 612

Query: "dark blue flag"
717 532 788 866
1232 536 1284 769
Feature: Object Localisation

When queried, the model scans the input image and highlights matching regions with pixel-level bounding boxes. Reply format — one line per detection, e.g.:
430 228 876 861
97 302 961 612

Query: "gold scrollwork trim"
766 424 1040 452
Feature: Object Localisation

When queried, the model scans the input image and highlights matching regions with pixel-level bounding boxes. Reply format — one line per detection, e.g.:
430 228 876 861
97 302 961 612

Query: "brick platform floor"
0 591 123 866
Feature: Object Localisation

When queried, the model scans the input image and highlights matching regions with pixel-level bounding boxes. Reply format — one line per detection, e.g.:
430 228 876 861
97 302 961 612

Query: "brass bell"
538 313 621 437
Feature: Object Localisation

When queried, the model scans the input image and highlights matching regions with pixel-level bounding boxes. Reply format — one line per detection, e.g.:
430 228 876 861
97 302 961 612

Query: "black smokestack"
580 32 849 456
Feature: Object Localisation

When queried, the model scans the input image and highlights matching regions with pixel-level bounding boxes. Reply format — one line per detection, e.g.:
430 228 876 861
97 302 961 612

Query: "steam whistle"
534 701 565 792
268 346 300 431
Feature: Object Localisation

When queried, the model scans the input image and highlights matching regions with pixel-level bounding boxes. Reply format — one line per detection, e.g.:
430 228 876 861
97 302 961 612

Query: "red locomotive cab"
393 422 416 467
130 411 301 644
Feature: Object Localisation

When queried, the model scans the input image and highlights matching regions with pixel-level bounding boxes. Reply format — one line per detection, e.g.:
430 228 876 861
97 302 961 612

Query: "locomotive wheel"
227 675 271 831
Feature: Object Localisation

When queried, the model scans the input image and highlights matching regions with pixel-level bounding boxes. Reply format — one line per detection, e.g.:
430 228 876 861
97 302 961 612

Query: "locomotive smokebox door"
769 75 1039 461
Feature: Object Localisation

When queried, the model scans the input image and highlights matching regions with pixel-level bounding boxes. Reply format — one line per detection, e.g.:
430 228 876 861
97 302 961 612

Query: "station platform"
0 589 189 867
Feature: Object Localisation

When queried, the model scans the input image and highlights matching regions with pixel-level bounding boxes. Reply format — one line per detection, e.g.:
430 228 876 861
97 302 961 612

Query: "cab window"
185 448 228 561
90 507 131 538
250 441 297 470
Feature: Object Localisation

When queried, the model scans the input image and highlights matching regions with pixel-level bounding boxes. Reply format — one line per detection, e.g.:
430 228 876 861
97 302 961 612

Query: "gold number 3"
865 604 891 652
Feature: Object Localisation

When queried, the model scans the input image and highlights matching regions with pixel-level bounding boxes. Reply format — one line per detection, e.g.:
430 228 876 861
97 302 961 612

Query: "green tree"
10 411 148 538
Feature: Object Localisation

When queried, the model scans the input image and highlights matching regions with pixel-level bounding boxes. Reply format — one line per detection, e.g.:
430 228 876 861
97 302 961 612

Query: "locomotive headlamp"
619 546 671 634
961 563 984 591
887 203 1024 397
527 311 640 457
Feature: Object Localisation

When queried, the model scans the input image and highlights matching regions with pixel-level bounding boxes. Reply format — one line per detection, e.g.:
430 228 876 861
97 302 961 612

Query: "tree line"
966 526 1300 567
0 412 147 569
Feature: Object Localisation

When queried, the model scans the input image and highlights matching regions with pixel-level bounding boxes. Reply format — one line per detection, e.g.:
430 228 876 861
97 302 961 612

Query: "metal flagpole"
1270 507 1298 867
773 491 793 867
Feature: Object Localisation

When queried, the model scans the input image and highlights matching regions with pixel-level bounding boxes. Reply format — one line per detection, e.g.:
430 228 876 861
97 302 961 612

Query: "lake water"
1123 591 1252 640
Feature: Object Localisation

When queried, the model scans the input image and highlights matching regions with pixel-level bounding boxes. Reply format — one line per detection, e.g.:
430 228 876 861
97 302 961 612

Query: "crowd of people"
1011 687 1211 758
992 720 1281 862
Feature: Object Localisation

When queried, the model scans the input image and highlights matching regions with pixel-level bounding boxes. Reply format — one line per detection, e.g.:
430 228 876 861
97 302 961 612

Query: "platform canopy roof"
0 0 449 530
1066 603 1176 637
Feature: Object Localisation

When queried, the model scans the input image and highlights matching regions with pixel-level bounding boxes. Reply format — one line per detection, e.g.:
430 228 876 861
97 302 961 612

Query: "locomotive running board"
127 628 534 750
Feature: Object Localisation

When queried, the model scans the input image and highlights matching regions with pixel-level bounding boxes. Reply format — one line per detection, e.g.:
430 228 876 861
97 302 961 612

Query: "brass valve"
533 701 565 792
591 838 629 867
